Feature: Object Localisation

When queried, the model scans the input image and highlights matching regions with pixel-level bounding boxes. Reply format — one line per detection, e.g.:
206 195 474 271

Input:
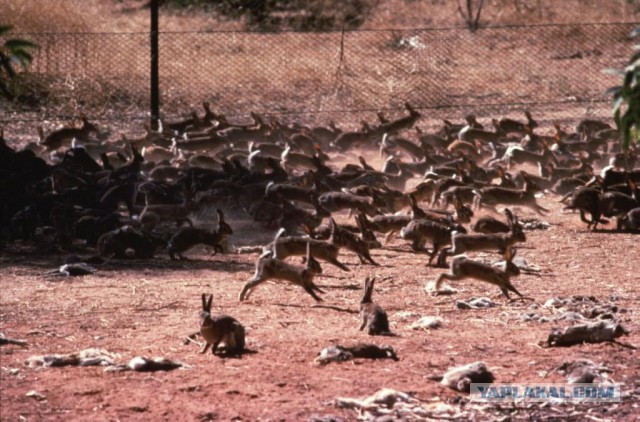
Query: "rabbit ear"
305 241 312 263
206 295 213 311
216 209 225 223
355 214 364 231
201 293 207 310
504 208 514 227
363 277 372 298
274 227 286 241
408 194 417 208
328 218 337 243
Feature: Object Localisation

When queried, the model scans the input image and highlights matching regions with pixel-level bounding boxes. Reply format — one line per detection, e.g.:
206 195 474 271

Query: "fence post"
150 0 160 130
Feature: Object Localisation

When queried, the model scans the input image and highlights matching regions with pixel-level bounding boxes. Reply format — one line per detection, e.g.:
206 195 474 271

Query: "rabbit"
437 208 525 266
473 171 549 215
562 186 608 230
433 247 528 300
167 209 233 260
358 211 412 244
97 225 158 259
326 218 379 266
471 216 511 234
265 224 350 271
139 187 198 228
38 114 100 151
359 277 392 336
498 110 538 134
239 241 324 302
400 217 467 266
199 294 245 355
317 191 380 217
617 207 640 232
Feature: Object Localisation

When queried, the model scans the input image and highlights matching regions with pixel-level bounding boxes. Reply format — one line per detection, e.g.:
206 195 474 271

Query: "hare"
199 294 245 355
328 217 379 266
359 277 392 336
358 212 412 244
471 215 511 234
473 171 549 215
139 187 198 228
167 209 233 260
562 186 608 230
239 241 324 302
438 209 526 266
458 119 503 145
38 114 100 150
617 207 640 232
318 191 380 217
376 102 421 135
97 225 158 259
498 110 538 134
400 217 467 266
433 247 527 300
380 133 425 162
266 225 350 271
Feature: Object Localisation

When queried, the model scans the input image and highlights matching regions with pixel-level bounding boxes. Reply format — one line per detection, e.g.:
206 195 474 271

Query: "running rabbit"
432 247 528 300
239 241 324 302
167 209 233 260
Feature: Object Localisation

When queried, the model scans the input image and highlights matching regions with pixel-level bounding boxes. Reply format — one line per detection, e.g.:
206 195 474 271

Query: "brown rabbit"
433 247 527 300
38 114 100 150
359 277 392 336
438 208 525 266
239 241 324 302
473 171 549 215
199 294 245 355
167 209 233 260
328 218 379 266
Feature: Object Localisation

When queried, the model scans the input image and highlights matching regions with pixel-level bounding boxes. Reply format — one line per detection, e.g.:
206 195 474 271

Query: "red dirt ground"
1 156 639 421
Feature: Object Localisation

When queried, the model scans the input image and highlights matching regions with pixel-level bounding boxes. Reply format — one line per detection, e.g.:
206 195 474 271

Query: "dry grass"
367 0 640 29
0 0 94 33
1 0 637 137
2 0 638 35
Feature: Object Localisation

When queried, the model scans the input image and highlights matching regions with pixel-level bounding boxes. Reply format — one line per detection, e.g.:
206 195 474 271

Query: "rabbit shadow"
214 348 258 359
275 303 358 314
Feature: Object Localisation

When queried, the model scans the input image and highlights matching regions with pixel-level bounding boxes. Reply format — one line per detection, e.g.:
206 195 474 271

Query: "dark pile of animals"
1 102 638 354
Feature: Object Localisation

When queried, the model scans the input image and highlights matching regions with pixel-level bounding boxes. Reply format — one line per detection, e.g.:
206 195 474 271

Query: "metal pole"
150 0 160 130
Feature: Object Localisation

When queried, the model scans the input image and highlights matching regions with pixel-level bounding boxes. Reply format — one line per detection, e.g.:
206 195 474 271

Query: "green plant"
607 26 640 151
0 24 39 100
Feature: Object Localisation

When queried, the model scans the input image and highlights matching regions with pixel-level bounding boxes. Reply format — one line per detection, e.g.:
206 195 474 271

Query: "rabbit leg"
302 280 323 302
239 276 266 301
211 336 223 354
436 246 452 268
434 272 460 293
329 258 350 272
233 325 246 351
384 230 396 244
502 280 527 300
362 251 380 266
359 314 368 331
531 203 550 215
200 342 212 354
427 243 444 267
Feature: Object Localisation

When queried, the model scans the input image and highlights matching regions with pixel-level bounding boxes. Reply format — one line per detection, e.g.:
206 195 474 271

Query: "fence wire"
0 22 636 131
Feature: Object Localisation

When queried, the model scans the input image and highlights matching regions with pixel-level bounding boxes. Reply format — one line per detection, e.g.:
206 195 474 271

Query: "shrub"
0 25 39 101
607 26 640 151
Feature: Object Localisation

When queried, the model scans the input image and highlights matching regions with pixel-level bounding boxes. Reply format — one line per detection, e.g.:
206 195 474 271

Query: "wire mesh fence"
0 22 636 132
